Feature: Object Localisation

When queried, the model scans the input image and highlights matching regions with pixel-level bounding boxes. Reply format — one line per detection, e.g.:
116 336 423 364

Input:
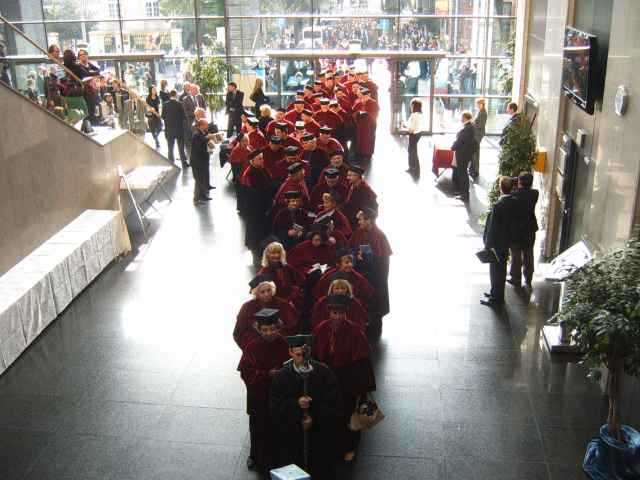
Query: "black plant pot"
583 425 640 479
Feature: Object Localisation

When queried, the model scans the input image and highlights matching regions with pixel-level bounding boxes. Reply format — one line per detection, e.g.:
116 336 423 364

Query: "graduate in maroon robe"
262 136 284 176
314 190 352 238
310 168 349 212
312 248 374 304
301 110 321 136
311 278 367 330
271 146 308 183
274 123 302 149
258 241 306 310
301 134 329 187
320 151 350 188
351 207 393 324
312 295 376 462
287 227 336 274
273 161 311 209
313 101 343 131
271 190 316 251
246 117 267 151
239 150 274 252
343 164 379 227
234 275 299 350
352 88 379 164
316 126 344 155
266 109 294 136
238 308 290 473
284 100 305 124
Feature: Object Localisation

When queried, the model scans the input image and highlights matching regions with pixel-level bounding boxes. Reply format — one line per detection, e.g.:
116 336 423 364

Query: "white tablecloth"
0 210 131 375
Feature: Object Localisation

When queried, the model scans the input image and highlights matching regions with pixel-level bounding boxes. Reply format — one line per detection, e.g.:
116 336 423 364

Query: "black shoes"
246 456 256 470
507 278 522 288
480 298 504 308
181 162 190 169
208 185 216 190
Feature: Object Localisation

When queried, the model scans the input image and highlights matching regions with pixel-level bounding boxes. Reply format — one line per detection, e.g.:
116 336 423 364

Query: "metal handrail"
0 13 82 83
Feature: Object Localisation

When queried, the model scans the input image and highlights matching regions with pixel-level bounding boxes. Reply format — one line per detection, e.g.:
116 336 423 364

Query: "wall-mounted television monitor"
561 27 598 114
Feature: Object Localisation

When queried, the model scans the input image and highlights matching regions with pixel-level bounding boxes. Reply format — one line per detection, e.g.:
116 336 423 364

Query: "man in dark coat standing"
500 102 520 146
191 119 212 205
270 335 342 480
451 111 477 203
481 176 519 307
161 90 188 168
226 82 244 137
509 172 539 288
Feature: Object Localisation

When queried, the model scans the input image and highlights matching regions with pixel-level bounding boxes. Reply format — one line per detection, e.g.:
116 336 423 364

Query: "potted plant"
190 56 230 122
486 114 536 211
553 227 640 478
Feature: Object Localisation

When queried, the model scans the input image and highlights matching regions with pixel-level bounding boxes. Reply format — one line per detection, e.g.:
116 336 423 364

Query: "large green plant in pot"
191 57 229 120
487 115 537 209
554 227 640 444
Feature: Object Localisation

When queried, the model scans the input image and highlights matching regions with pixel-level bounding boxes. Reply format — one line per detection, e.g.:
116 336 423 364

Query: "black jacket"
451 122 477 163
512 188 539 244
161 99 186 137
190 129 210 167
500 113 521 145
226 90 244 116
484 194 519 254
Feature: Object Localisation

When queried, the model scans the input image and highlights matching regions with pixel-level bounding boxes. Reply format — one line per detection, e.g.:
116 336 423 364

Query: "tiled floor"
0 86 613 479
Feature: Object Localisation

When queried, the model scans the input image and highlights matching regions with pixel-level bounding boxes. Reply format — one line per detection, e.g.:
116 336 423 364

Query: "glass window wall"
5 0 516 133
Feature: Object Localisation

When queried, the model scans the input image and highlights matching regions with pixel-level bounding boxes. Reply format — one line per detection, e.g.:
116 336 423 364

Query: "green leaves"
557 226 640 385
191 57 229 112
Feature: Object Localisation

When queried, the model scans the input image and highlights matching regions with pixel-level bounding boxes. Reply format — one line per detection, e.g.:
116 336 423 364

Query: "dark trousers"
408 133 421 173
510 239 535 285
469 149 480 177
340 392 362 456
249 413 276 471
489 254 508 303
192 161 208 201
227 113 242 137
166 134 187 164
452 157 470 197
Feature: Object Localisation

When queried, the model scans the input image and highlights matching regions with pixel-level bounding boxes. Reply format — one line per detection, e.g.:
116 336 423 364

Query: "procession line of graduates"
231 65 393 479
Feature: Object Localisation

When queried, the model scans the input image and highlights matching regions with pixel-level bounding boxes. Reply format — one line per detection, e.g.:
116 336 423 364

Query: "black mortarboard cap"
284 190 302 199
324 168 340 178
284 146 300 156
247 117 259 126
296 90 305 95
249 274 274 289
276 107 286 113
295 121 305 129
326 294 348 310
360 206 378 219
319 125 333 133
314 80 323 85
294 99 305 104
304 84 314 91
329 99 339 105
275 121 289 130
301 134 315 142
360 87 370 95
302 109 313 116
318 71 326 77
287 334 313 348
287 163 304 175
348 164 365 175
254 308 280 325
336 247 353 260
270 135 282 144
320 98 330 105
248 149 262 160
243 109 255 116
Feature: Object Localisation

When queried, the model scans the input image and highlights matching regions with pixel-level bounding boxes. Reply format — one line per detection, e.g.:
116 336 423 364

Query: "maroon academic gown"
262 147 284 176
350 225 393 316
287 240 336 274
258 264 306 311
316 137 344 155
310 182 349 212
238 334 290 470
303 119 321 136
271 208 315 251
284 110 303 124
314 208 352 238
312 319 376 455
248 129 267 151
343 180 378 226
266 119 294 136
273 176 311 209
313 110 343 131
234 297 299 350
320 164 350 187
312 267 374 304
352 98 379 156
311 295 367 330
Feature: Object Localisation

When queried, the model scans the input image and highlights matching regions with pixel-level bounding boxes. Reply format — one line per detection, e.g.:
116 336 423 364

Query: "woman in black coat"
146 85 163 149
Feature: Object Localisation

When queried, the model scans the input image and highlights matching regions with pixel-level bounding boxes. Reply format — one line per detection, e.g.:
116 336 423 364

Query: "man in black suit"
451 111 477 203
499 102 520 146
226 82 244 137
162 90 188 168
509 172 539 288
482 176 519 307
182 84 198 153
191 119 212 205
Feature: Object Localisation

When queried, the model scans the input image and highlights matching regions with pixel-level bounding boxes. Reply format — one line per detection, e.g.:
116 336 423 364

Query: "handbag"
348 393 385 432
